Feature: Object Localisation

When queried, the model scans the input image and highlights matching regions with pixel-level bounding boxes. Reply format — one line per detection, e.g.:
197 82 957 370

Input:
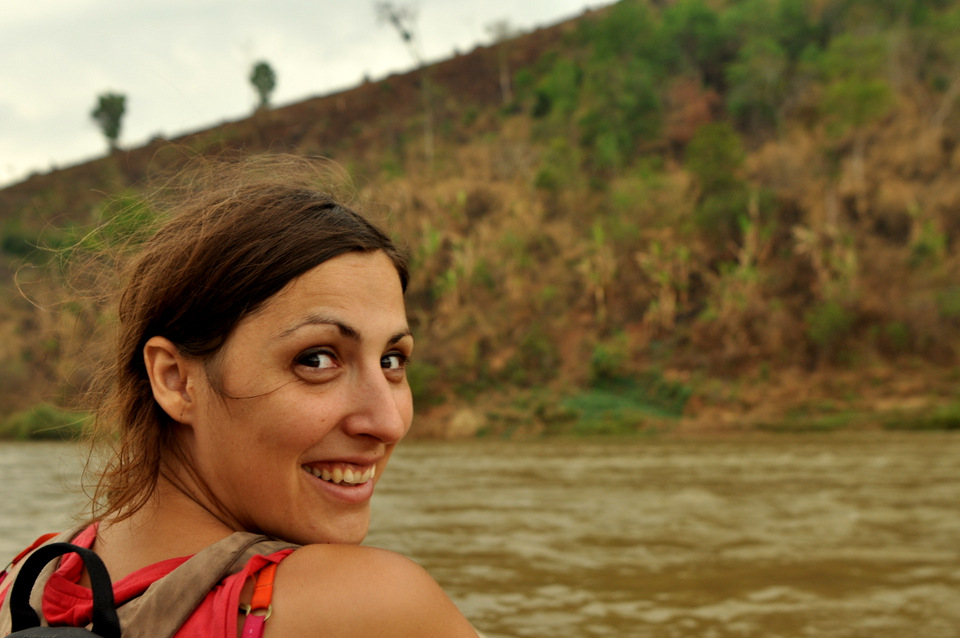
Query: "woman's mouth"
302 464 376 486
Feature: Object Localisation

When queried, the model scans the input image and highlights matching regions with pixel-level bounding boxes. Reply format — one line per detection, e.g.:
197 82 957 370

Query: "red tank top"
2 525 294 637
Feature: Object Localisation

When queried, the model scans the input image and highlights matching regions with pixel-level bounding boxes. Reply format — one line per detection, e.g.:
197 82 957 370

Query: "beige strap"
0 527 296 638
118 533 296 638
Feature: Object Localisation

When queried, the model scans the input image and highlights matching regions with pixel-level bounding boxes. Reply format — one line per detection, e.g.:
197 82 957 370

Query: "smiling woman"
0 155 480 637
148 251 415 547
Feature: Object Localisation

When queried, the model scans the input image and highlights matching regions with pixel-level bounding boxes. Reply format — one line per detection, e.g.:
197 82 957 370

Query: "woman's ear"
143 336 199 424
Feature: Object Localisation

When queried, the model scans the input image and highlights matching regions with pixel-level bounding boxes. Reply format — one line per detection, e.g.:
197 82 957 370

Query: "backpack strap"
116 533 297 638
9 543 121 638
239 562 278 638
0 528 297 638
0 524 89 635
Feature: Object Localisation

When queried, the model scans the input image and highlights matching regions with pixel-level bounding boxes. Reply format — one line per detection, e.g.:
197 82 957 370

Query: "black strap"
9 543 121 638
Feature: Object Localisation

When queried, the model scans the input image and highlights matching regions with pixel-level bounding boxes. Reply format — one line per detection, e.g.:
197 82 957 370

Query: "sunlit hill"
2 0 960 439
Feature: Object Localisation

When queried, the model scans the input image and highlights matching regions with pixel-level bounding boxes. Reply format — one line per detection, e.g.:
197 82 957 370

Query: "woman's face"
182 250 414 545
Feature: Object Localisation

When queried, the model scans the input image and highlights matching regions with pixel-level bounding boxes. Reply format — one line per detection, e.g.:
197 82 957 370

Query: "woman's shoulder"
267 544 478 638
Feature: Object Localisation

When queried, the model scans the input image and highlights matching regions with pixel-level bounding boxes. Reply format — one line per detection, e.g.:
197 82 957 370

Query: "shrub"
407 359 445 407
534 137 579 193
559 371 689 437
694 186 750 241
587 370 691 418
589 334 630 385
936 287 960 321
0 403 89 440
531 58 581 119
1 224 38 259
805 300 855 362
504 328 560 388
686 122 746 194
725 36 788 130
882 403 960 431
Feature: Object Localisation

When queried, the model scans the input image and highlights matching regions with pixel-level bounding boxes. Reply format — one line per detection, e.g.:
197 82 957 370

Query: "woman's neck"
93 476 237 581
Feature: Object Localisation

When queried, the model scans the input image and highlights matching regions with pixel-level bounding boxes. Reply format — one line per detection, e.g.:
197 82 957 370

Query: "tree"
250 61 277 110
661 0 731 89
686 122 751 245
485 19 520 105
687 122 745 195
816 33 895 217
375 1 433 168
578 58 662 173
926 6 960 126
726 36 789 132
91 92 126 153
375 2 418 59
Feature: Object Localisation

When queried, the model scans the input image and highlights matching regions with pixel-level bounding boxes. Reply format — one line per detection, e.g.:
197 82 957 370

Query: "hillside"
3 0 960 439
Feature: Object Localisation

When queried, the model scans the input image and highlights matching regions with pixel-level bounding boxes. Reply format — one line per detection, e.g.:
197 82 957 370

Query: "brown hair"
90 155 408 521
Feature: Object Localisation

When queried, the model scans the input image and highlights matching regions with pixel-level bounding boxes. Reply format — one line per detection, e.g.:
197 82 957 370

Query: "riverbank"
411 364 960 440
0 403 88 440
3 364 957 441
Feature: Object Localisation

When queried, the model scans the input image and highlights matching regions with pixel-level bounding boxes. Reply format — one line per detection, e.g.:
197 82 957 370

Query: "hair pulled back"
91 155 408 521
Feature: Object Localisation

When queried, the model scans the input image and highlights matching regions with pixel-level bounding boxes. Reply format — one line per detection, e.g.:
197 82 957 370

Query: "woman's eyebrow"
277 314 412 346
388 329 414 346
277 314 360 341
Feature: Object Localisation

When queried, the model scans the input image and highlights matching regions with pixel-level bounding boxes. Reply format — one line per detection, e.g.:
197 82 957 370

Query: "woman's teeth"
305 465 375 486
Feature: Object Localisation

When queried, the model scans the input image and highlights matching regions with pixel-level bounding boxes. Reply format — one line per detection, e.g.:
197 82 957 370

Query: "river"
2 434 958 637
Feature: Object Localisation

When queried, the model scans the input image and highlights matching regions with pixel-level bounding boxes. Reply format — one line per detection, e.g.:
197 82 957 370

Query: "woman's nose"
341 366 411 443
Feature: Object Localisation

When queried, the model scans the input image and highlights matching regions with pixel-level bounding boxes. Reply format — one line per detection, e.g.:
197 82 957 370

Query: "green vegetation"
5 0 960 437
559 390 668 436
755 411 859 433
91 92 126 152
559 374 689 436
882 403 960 431
249 61 277 110
0 403 89 440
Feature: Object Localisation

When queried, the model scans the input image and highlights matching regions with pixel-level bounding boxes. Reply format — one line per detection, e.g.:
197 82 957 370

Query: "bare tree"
376 2 421 63
376 2 434 168
486 19 519 105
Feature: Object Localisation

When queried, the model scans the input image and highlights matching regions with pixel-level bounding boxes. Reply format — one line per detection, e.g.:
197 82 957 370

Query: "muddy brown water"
2 434 958 637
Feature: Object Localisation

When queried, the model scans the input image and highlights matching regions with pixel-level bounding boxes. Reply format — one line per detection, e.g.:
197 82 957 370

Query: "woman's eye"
381 353 408 371
296 349 337 369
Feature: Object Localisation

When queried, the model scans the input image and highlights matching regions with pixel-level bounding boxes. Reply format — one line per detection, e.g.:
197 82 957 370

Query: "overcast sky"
0 0 606 187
